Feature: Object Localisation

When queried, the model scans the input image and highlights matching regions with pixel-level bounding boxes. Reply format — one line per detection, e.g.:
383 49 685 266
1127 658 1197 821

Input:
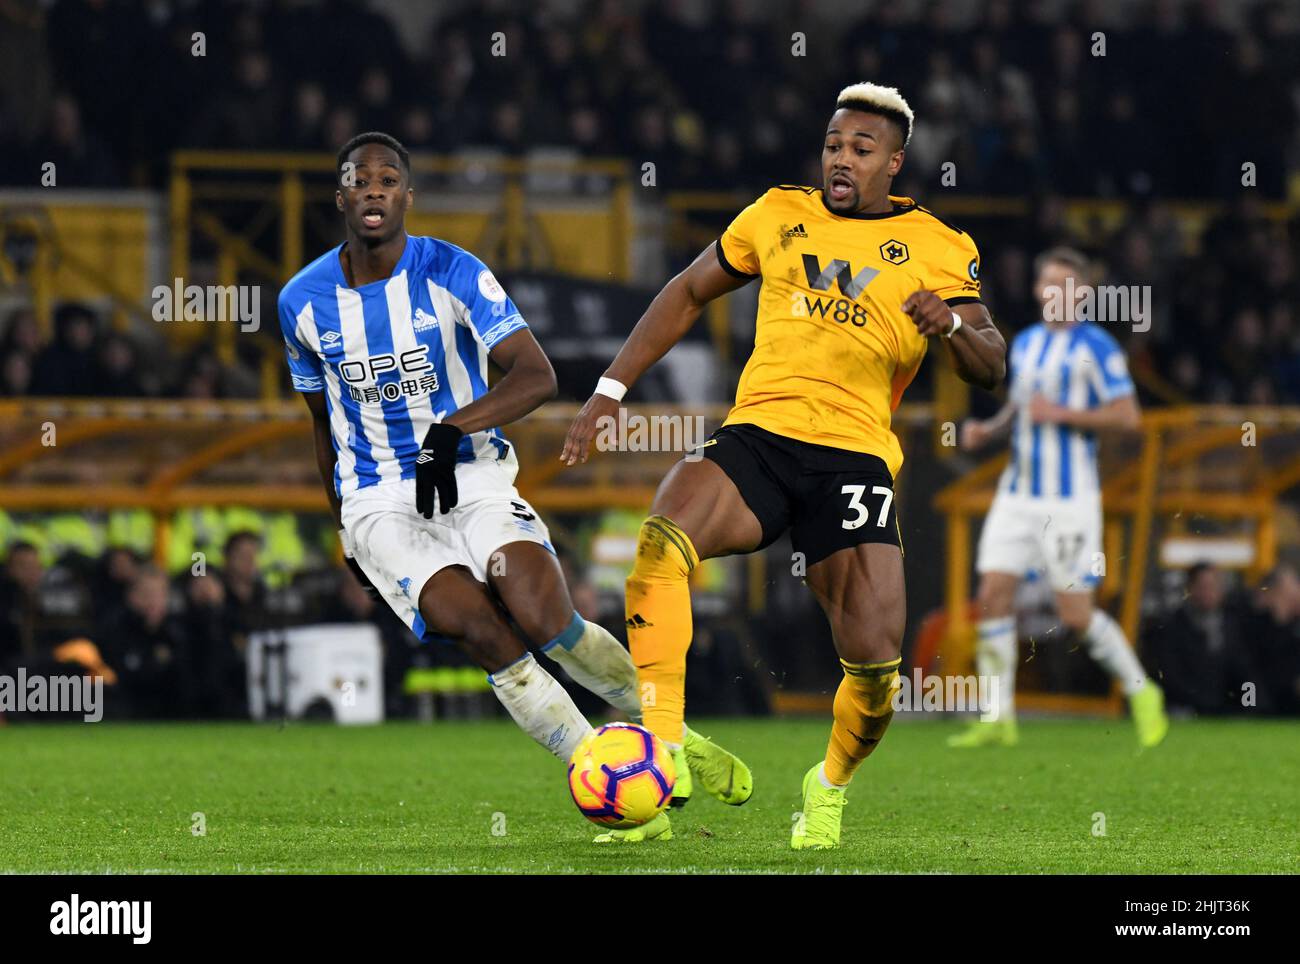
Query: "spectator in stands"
1149 562 1254 715
91 332 145 397
36 92 120 187
0 541 45 663
222 530 269 650
95 565 185 718
29 303 98 397
88 546 139 620
179 572 246 718
0 351 32 396
1 307 41 358
1247 564 1300 714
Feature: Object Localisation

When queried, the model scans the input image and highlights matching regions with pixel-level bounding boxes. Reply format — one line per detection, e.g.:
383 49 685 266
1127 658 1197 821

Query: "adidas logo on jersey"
625 613 655 629
781 223 809 239
413 307 439 332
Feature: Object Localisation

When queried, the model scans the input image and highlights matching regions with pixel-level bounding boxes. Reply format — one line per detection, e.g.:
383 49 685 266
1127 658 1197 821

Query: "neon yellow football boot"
790 763 846 850
1130 682 1169 749
592 810 673 844
946 716 1019 748
669 746 693 808
683 725 753 806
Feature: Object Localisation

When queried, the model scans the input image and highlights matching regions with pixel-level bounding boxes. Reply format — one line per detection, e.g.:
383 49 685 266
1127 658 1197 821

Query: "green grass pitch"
2 717 1296 874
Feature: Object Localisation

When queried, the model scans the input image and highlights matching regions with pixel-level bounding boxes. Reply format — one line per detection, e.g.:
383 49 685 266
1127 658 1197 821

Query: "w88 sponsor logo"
798 293 871 327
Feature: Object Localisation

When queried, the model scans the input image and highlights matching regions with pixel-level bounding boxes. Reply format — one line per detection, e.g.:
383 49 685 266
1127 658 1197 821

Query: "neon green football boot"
790 763 846 850
946 716 1019 748
592 810 673 844
683 725 753 806
669 746 693 808
1130 682 1169 749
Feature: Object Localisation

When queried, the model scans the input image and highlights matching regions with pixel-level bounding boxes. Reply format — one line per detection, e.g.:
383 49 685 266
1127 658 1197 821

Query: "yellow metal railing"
0 398 937 566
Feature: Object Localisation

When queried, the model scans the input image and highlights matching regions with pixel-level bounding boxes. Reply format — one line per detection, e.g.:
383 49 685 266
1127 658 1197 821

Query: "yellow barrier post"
169 162 191 284
1120 421 1162 645
280 172 303 283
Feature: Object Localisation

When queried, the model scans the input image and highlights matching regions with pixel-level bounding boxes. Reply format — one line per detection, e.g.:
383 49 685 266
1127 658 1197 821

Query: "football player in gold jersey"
561 83 1006 848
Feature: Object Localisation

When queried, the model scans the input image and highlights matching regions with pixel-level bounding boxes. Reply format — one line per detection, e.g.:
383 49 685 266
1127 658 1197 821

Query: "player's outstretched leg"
486 541 694 809
795 543 905 850
626 514 753 808
949 572 1020 748
418 565 591 761
1063 596 1168 748
607 458 762 840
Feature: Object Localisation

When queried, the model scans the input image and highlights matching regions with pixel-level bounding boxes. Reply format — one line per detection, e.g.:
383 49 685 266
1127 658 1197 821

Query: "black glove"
416 422 464 518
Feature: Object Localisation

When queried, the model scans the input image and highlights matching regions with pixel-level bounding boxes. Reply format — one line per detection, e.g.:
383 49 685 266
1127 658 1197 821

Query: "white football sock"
488 653 591 760
541 613 643 721
976 616 1018 720
817 762 848 791
1082 609 1148 696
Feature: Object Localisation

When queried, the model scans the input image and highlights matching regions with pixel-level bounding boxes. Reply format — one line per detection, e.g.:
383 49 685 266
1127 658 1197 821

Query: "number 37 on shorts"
808 474 902 558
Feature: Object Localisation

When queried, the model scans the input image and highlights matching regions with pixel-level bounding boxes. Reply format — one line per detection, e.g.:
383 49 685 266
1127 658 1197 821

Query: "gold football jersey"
717 186 982 476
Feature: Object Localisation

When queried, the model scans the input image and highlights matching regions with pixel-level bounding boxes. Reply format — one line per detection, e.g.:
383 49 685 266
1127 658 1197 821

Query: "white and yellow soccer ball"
567 722 677 828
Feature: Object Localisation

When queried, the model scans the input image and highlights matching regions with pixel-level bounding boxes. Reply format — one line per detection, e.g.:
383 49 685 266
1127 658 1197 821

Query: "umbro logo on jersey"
625 613 655 629
320 330 342 347
781 223 808 239
416 451 434 464
413 307 438 332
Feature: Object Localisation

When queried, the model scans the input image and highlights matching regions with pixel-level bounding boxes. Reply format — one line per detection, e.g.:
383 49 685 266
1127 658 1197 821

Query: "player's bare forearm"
985 399 1017 438
604 244 750 389
1036 395 1141 432
944 303 1006 391
302 391 342 525
443 329 557 436
902 292 1005 391
560 244 750 465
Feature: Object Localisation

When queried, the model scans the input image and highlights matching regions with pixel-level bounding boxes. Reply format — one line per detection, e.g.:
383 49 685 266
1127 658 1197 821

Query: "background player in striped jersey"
279 133 744 839
951 246 1169 749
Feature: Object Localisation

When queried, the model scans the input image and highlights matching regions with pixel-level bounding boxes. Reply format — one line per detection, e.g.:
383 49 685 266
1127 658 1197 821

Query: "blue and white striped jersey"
1000 320 1134 499
278 235 529 498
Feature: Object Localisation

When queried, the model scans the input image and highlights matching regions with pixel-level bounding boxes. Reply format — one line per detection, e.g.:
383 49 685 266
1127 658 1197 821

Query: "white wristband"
339 527 355 559
595 377 628 402
944 311 963 338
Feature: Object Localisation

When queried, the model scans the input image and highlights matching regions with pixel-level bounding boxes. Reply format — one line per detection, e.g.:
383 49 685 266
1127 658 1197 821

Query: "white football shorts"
975 492 1103 593
340 451 553 642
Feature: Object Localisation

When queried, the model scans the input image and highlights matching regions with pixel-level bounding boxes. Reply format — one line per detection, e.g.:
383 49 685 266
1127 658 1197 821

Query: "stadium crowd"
0 1 1298 721
2 0 1295 198
1 1 1298 404
0 531 420 720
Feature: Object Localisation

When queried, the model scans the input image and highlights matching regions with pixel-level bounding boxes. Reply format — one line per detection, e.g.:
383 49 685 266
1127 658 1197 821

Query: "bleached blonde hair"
835 82 914 146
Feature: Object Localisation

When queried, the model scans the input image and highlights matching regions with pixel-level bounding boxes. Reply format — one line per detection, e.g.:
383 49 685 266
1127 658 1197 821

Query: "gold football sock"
823 657 901 786
625 515 698 748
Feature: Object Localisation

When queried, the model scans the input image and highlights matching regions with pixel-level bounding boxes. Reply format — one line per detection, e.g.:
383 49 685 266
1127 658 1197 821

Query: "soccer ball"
567 722 677 828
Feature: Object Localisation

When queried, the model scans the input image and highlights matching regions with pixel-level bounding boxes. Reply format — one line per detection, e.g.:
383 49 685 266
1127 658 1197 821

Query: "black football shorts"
698 422 901 567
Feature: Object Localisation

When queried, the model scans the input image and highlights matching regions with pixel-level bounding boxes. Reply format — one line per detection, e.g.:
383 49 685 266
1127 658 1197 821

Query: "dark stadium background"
0 0 1297 725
